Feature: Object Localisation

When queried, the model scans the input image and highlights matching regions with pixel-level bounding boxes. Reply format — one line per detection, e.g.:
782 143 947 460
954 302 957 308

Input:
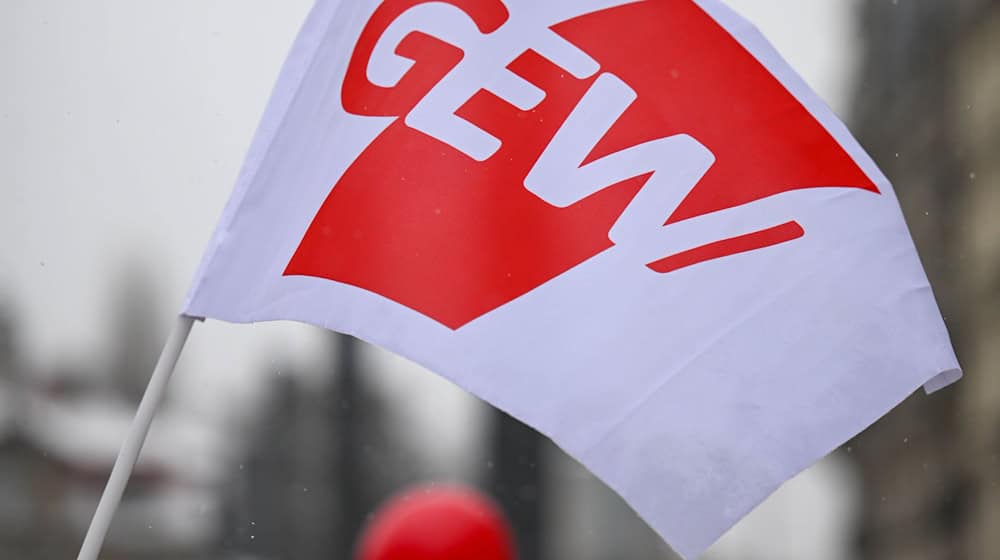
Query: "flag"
183 0 961 556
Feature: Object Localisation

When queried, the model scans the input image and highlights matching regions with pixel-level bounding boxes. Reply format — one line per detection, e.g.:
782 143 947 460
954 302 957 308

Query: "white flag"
184 0 961 556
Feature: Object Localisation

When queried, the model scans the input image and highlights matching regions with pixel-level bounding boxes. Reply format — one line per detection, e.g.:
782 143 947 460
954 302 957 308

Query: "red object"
355 485 516 560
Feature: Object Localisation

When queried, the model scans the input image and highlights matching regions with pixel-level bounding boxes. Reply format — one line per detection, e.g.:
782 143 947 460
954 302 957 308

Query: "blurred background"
0 0 997 558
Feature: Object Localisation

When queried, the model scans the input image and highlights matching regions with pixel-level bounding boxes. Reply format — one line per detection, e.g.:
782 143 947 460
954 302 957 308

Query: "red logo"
285 0 878 329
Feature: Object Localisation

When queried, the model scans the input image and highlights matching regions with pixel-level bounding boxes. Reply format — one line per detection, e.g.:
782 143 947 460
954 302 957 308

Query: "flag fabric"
183 0 961 556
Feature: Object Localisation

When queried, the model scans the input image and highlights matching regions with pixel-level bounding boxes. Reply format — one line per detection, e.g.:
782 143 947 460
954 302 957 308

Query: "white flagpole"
77 314 197 560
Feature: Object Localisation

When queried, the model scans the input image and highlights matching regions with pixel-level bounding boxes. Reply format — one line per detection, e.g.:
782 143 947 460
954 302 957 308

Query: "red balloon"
355 484 516 560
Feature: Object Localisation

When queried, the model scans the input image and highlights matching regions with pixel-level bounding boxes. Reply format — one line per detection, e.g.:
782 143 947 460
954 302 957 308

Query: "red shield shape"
285 0 878 329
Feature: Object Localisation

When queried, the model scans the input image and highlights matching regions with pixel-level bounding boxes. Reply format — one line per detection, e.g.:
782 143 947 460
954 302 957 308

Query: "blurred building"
0 299 236 560
221 335 421 560
850 1 1000 558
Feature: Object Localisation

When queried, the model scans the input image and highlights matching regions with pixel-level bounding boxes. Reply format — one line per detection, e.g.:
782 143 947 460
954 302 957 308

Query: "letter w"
525 73 717 265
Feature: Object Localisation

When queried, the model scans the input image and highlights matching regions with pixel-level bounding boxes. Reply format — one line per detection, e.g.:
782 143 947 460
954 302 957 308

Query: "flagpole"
76 314 197 560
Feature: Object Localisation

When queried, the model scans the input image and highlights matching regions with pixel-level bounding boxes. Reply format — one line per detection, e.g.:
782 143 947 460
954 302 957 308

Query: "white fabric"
183 1 960 557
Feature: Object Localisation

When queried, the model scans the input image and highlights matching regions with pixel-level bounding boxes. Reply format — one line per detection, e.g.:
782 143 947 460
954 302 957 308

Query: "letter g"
342 0 509 117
